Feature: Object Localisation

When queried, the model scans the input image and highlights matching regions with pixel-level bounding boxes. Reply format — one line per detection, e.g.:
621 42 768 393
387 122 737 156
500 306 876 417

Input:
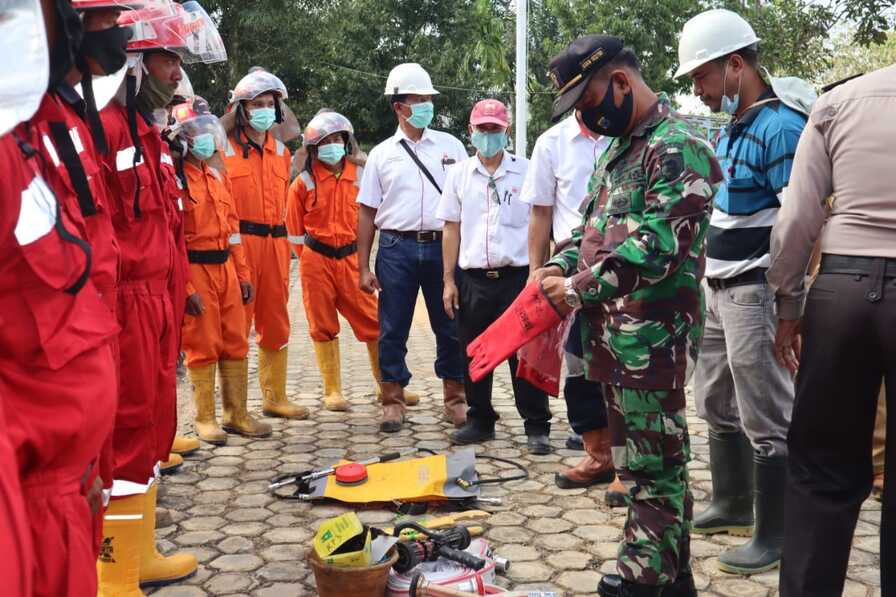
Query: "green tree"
823 29 896 84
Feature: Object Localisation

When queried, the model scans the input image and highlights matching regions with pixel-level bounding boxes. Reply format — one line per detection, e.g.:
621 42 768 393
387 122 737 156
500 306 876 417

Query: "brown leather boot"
442 379 467 427
605 474 628 507
555 429 615 489
380 381 406 433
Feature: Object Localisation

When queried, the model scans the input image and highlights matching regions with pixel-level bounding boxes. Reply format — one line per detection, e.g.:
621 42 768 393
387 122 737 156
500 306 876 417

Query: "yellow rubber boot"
366 341 419 406
220 359 273 437
97 494 146 597
189 363 227 445
259 347 309 419
170 436 200 456
159 453 183 475
314 340 349 411
139 483 197 587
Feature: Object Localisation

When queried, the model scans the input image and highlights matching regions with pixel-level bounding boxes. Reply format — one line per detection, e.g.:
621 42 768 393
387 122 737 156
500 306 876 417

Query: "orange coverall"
181 159 250 366
221 133 291 350
286 160 378 342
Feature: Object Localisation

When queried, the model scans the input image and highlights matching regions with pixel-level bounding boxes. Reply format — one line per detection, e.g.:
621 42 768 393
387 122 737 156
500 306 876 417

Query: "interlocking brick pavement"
153 264 883 596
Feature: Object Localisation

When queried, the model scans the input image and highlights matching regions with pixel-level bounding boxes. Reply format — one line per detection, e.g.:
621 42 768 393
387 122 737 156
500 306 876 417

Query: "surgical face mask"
403 101 434 129
470 129 507 158
720 61 742 116
136 73 176 113
79 26 129 75
317 142 346 165
579 79 633 138
249 107 276 132
190 133 216 160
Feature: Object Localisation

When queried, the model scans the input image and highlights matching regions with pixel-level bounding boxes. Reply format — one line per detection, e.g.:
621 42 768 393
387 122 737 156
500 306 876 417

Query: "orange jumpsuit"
181 159 250 366
222 132 291 350
286 160 378 342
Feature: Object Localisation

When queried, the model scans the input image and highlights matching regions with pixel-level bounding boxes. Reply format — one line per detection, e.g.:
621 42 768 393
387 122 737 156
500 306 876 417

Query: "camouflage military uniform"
548 94 722 585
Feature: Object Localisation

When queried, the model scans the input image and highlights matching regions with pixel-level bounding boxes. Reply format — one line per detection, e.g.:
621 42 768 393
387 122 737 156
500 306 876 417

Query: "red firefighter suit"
99 101 178 484
0 124 117 596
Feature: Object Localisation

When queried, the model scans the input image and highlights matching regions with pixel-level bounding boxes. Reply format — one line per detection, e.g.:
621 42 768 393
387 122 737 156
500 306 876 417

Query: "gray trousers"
694 280 794 457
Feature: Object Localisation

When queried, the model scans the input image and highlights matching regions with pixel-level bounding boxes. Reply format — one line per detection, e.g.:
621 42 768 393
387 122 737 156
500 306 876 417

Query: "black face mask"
49 0 84 88
579 78 634 138
79 26 130 75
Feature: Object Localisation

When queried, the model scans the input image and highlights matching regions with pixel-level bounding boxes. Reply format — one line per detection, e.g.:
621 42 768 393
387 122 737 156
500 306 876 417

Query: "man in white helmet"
356 63 469 433
675 8 813 575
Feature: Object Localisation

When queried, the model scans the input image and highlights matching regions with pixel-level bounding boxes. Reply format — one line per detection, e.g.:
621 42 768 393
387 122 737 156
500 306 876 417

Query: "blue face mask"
317 142 346 165
190 133 216 160
720 62 742 116
249 107 276 132
404 101 434 129
470 129 507 158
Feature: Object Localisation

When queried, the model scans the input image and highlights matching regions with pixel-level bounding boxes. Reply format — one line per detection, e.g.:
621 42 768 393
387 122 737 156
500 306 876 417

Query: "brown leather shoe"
442 379 467 427
380 381 406 433
555 428 615 488
873 472 884 501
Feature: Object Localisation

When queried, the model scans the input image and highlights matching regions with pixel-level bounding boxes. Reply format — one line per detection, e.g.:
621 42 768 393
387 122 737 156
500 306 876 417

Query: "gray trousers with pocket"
694 279 794 457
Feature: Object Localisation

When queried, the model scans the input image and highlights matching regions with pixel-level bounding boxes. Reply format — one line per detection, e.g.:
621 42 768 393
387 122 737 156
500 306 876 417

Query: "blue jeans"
375 231 463 385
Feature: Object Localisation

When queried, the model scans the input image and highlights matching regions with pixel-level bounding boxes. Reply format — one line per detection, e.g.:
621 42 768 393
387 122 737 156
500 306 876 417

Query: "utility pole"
515 0 528 156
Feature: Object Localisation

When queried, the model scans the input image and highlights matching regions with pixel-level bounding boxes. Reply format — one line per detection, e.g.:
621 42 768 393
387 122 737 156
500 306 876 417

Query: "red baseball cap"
470 99 510 127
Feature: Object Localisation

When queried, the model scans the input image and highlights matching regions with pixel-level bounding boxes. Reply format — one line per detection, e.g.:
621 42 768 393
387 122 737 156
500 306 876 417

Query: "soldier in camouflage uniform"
532 35 722 596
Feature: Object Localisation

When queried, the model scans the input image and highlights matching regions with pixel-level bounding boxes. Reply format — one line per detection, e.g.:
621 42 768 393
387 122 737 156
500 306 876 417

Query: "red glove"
467 282 563 383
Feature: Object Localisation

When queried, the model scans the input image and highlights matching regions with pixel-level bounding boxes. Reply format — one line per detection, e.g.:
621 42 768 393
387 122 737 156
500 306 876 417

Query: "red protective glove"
467 282 563 383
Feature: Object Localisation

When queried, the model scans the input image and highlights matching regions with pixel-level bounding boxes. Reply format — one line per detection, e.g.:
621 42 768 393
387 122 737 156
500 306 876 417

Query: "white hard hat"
674 9 760 79
383 63 439 96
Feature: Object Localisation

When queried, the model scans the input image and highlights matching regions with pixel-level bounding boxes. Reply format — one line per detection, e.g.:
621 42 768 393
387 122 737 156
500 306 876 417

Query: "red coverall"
0 397 33 597
181 159 250 365
30 87 121 554
0 127 118 596
222 133 292 350
159 144 190 355
286 160 378 342
99 103 178 483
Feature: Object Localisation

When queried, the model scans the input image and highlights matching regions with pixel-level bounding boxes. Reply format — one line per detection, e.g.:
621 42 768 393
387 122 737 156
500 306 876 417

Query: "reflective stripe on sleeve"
288 234 305 245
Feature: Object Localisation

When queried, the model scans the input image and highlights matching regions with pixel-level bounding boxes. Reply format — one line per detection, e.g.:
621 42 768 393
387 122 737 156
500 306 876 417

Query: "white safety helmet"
302 111 353 147
383 63 439 96
229 69 288 105
674 9 760 78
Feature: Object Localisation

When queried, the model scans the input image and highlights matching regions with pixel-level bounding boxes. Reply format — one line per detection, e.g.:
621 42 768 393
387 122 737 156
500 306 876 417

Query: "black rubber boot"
450 420 496 445
718 453 787 574
692 430 754 536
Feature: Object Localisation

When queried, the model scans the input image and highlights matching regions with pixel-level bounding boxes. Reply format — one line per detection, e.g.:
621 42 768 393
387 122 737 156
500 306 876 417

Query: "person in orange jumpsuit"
94 1 226 592
287 111 393 411
221 69 308 421
171 97 272 444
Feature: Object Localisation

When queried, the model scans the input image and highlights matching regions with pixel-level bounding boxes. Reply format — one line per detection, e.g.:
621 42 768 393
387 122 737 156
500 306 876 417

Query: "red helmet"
119 0 226 65
71 0 147 10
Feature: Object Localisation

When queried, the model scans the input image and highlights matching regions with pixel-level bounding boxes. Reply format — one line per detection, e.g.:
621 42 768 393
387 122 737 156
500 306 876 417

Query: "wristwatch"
563 277 582 309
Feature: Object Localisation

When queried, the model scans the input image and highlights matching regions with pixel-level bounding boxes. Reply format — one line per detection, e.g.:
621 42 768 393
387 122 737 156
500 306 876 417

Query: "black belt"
382 229 442 243
706 267 767 290
188 249 230 264
819 254 896 278
305 234 358 260
240 220 287 238
463 266 528 280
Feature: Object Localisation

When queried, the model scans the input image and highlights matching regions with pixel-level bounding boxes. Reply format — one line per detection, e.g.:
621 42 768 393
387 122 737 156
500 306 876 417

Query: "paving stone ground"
153 264 883 596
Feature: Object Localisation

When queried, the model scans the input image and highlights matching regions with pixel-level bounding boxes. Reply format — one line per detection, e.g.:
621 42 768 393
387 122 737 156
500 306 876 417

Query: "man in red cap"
437 98 552 454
